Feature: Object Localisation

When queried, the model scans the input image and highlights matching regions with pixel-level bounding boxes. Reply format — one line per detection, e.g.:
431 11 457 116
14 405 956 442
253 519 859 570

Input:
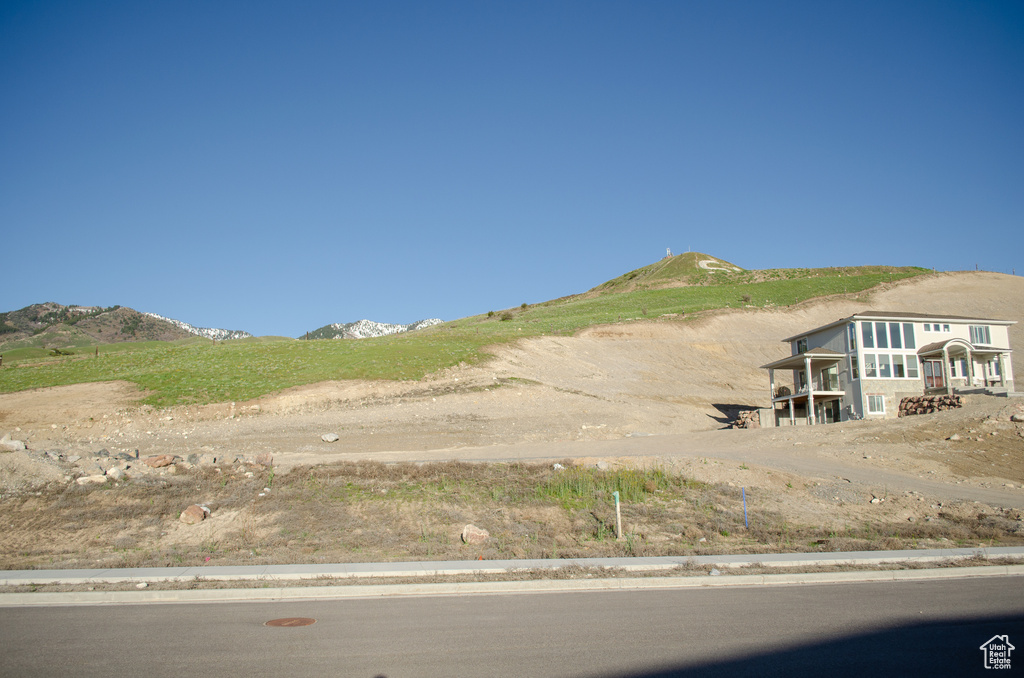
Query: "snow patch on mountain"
143 313 253 341
319 318 443 339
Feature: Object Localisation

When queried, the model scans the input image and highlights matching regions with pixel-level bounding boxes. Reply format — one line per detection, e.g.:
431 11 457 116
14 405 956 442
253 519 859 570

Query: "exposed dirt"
1 271 1023 567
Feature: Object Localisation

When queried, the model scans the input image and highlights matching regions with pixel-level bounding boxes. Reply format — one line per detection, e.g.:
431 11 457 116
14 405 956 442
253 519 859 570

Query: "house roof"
781 310 1016 343
761 348 845 370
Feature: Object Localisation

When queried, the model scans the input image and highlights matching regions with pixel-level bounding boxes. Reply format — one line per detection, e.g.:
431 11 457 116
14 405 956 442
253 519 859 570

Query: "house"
761 312 1016 425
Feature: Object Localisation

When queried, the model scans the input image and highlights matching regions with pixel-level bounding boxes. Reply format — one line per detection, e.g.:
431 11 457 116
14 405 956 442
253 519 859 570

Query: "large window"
847 323 857 351
970 325 991 345
850 356 859 380
862 322 875 348
903 323 916 349
875 322 889 349
878 354 892 378
861 353 918 379
867 395 885 414
796 337 808 354
889 322 902 349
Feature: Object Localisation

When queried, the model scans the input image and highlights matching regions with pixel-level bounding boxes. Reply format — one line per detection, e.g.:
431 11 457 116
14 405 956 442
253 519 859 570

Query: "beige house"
761 312 1016 425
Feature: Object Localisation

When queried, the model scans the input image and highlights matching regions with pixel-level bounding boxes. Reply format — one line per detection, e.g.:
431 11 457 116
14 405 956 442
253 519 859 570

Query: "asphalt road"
2 577 1022 677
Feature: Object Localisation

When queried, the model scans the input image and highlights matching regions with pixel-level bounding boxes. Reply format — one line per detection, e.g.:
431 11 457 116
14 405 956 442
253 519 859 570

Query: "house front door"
924 359 944 389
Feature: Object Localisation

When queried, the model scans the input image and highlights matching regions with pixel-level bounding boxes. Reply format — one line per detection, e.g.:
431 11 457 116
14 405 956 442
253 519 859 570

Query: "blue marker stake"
742 487 748 528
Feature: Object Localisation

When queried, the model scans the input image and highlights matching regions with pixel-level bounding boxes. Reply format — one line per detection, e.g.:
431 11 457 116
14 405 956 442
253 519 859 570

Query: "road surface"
2 576 1022 677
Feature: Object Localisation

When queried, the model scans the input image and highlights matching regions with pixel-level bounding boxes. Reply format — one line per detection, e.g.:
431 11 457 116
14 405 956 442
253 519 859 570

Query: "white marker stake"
613 490 622 540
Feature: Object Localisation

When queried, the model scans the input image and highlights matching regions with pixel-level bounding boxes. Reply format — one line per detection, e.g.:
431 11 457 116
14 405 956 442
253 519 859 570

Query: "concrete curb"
3 546 1022 587
2 564 1023 607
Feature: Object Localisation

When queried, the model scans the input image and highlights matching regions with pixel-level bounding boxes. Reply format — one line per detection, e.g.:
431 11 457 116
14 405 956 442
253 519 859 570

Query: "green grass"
0 264 929 406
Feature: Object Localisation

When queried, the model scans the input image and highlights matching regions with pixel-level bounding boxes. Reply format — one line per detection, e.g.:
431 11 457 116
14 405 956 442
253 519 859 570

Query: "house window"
924 323 931 331
863 354 877 378
867 395 885 414
903 323 916 349
796 338 808 354
878 354 892 378
847 323 857 352
906 355 919 378
889 323 902 349
850 356 859 380
970 325 991 345
862 323 875 348
875 322 889 349
949 357 967 378
892 354 905 378
943 324 951 332
992 359 1001 376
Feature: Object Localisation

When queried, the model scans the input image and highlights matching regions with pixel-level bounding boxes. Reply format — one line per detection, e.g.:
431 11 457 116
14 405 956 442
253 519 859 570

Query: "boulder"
0 435 26 452
144 454 176 468
321 433 340 443
254 452 274 467
75 475 108 486
461 524 490 545
106 467 125 481
179 504 207 525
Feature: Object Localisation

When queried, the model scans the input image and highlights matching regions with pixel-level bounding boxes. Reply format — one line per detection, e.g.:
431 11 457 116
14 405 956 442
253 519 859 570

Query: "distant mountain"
0 302 252 349
302 318 443 340
143 313 252 341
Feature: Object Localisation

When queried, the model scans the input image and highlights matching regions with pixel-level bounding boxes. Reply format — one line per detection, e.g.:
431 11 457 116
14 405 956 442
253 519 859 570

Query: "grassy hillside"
0 261 929 407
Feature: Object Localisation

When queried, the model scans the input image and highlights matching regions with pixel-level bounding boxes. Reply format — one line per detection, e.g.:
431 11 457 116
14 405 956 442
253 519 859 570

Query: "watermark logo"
980 635 1014 670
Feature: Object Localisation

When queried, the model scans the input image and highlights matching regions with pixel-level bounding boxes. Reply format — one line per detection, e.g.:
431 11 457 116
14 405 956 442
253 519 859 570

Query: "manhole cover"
265 617 317 627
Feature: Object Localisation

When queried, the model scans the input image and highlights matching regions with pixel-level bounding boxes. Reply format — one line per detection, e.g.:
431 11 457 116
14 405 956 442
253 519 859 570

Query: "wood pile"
898 394 963 417
734 410 761 428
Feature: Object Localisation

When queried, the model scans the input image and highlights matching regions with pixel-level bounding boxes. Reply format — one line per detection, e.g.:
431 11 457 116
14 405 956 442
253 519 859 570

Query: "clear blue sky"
2 1 1021 337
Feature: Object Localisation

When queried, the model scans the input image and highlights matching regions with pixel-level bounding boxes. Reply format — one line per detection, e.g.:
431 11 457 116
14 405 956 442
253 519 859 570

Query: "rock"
0 435 26 452
179 505 207 525
552 463 564 470
595 461 610 470
870 497 881 504
136 582 148 589
1012 414 1024 423
461 524 490 545
254 452 273 467
321 433 340 443
144 454 176 468
106 467 125 481
76 475 108 485
709 568 721 576
947 434 961 441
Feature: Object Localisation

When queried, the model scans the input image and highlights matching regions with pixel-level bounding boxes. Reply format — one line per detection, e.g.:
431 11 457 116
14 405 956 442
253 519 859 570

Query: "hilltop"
590 251 922 296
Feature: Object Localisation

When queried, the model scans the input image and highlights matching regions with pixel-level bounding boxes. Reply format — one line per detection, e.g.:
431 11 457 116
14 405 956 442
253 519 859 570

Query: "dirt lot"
1 271 1023 569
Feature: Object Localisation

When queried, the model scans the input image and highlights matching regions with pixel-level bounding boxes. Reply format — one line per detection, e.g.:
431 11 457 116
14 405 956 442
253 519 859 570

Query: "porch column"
805 356 815 425
967 347 975 386
999 354 1008 387
942 347 952 395
769 368 775 404
789 398 795 425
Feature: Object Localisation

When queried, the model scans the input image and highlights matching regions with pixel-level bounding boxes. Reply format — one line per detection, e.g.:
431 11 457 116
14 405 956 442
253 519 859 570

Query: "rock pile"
898 394 963 417
733 410 760 429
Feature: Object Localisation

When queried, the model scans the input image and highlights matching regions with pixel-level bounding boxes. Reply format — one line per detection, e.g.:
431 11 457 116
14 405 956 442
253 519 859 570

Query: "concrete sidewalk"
4 546 1024 586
